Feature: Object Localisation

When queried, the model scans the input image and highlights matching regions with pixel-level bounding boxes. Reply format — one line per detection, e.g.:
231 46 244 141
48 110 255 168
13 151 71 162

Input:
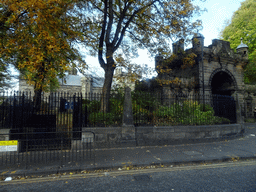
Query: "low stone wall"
0 125 245 150
82 124 245 148
0 129 10 141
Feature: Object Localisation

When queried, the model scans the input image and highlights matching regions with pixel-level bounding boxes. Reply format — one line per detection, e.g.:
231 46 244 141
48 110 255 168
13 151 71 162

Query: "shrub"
83 100 101 113
132 91 160 125
152 100 230 126
84 88 124 126
88 112 121 127
83 90 231 126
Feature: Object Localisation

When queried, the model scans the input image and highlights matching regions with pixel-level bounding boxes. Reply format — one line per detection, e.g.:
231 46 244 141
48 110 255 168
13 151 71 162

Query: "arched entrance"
209 69 237 96
208 69 237 123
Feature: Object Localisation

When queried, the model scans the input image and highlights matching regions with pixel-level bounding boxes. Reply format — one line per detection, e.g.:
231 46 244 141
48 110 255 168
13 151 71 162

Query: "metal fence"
83 92 124 127
243 99 256 119
0 91 84 131
81 92 237 127
132 93 237 126
0 92 95 171
0 91 238 171
0 91 237 129
0 130 95 171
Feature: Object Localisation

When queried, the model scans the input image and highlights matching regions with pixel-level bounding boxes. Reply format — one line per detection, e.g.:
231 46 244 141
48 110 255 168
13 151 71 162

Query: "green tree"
220 0 256 84
77 0 205 112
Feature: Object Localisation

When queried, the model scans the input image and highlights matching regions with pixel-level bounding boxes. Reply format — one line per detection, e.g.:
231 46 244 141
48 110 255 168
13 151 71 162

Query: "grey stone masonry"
122 87 134 127
155 35 250 118
0 129 10 141
121 87 136 146
81 124 244 149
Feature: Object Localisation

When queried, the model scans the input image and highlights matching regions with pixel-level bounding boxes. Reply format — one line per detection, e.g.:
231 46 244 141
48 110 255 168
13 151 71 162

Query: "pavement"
1 123 256 179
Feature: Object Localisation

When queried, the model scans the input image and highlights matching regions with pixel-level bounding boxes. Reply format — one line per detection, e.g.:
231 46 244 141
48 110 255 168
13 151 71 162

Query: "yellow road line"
0 171 9 175
1 160 256 185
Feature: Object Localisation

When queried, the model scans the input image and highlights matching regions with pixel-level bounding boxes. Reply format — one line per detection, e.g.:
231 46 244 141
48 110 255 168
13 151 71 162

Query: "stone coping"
82 124 244 148
1 124 244 149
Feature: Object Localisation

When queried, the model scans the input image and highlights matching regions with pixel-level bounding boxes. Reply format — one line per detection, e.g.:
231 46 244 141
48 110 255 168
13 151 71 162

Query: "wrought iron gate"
212 95 237 124
0 92 94 171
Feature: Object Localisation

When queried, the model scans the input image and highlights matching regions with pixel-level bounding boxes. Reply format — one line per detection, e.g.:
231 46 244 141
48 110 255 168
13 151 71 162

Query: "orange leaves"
156 77 181 87
156 51 197 88
181 53 197 69
1 0 85 92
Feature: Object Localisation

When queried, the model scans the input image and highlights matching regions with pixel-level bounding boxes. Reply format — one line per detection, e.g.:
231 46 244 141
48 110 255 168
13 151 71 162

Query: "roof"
59 75 82 86
237 42 248 49
236 38 248 49
92 77 104 87
193 33 204 39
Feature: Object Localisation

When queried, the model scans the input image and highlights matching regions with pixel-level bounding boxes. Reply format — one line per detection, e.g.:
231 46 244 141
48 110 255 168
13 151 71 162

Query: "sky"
83 0 246 78
10 0 246 91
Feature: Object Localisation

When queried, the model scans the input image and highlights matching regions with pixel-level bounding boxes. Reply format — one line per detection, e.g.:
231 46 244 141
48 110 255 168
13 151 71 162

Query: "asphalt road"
1 160 256 192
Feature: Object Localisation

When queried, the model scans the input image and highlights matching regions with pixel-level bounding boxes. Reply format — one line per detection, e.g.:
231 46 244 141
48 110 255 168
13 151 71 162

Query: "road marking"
1 160 256 185
0 171 8 175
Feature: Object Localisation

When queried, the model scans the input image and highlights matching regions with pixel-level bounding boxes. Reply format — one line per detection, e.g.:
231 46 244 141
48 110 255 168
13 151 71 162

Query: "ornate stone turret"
236 38 249 60
68 67 78 75
155 54 163 72
192 33 204 52
172 39 184 54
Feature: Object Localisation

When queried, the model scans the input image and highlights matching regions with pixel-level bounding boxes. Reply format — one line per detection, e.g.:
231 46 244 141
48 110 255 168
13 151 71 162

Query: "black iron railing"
132 93 236 126
0 91 237 129
0 91 238 171
0 130 95 171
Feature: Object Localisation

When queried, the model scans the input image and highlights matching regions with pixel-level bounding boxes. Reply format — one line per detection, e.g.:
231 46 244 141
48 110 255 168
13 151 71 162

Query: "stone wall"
80 124 244 149
155 36 249 118
243 84 256 118
0 129 10 141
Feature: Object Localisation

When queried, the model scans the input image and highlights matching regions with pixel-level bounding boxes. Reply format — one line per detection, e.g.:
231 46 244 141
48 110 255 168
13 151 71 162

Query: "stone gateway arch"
209 68 238 96
155 34 249 122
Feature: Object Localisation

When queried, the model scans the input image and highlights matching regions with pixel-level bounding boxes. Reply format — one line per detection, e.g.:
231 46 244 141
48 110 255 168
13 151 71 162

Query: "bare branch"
105 0 113 46
98 0 108 70
113 0 159 52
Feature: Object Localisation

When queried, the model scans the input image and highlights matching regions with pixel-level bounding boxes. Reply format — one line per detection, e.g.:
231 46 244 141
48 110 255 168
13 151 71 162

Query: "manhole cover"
183 151 202 156
134 175 150 181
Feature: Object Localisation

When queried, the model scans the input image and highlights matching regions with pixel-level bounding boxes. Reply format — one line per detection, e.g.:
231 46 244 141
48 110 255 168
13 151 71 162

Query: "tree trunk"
33 85 42 113
100 62 115 112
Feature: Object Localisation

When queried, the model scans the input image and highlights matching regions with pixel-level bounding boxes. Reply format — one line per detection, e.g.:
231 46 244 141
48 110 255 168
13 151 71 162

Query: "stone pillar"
121 87 136 146
236 93 244 124
0 129 10 141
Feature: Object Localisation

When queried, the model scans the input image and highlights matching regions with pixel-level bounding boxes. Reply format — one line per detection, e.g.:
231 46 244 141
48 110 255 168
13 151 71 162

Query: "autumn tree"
0 0 85 109
77 0 205 112
113 54 155 89
0 58 12 90
220 0 256 84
